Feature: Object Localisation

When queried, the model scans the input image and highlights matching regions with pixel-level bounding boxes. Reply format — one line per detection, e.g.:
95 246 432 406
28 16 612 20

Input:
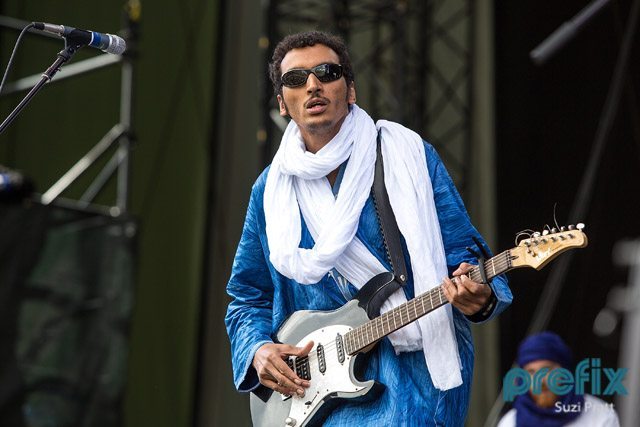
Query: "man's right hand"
252 341 313 397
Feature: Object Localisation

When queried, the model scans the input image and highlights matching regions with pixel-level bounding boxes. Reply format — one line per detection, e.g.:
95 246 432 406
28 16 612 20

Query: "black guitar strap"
372 130 408 287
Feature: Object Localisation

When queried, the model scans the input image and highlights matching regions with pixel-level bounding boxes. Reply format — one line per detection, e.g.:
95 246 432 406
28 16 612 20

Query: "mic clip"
63 30 90 51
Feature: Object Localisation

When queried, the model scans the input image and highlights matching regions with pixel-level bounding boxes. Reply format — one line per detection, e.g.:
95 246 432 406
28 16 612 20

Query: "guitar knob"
285 417 297 426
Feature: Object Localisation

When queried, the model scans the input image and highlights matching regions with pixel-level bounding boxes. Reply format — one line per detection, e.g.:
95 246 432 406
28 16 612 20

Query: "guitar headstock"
510 224 588 270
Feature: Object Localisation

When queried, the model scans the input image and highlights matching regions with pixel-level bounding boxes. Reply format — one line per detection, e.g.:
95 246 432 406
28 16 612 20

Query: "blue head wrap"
517 331 573 369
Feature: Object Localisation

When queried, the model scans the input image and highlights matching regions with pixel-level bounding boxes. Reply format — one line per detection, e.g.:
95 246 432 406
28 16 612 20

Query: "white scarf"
264 104 462 390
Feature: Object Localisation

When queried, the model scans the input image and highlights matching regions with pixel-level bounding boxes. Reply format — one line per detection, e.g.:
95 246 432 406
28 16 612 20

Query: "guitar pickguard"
286 324 370 426
250 300 382 427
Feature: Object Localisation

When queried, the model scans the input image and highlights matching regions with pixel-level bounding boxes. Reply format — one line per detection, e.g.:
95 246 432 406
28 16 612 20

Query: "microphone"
33 22 126 55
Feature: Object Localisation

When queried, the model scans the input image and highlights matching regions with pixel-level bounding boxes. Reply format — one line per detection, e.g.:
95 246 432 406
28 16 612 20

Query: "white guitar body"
249 300 383 427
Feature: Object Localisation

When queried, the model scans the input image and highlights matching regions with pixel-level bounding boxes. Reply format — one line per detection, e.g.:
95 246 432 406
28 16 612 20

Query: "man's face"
524 359 562 408
277 44 356 150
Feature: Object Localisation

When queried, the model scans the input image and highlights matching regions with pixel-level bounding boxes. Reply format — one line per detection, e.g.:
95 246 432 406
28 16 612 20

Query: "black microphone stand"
0 37 85 135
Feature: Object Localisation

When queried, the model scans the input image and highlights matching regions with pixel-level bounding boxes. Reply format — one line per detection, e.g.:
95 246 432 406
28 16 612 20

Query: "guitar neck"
344 250 513 354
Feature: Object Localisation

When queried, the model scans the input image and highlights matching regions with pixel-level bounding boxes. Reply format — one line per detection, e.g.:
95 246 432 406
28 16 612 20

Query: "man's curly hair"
269 31 355 96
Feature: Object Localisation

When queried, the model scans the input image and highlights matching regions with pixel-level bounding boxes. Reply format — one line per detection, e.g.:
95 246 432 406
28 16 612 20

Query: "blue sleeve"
224 177 274 392
424 142 512 323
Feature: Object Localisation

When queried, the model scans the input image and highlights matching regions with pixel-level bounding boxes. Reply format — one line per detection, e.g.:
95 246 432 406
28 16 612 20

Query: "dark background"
495 0 640 381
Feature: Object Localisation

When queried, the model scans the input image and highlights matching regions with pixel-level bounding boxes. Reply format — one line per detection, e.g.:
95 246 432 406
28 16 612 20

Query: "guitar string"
344 254 511 354
292 233 579 366
290 253 512 369
342 252 512 353
304 272 504 360
289 252 513 371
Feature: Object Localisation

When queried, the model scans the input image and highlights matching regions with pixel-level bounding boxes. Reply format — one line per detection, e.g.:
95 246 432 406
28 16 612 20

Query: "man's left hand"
442 262 492 316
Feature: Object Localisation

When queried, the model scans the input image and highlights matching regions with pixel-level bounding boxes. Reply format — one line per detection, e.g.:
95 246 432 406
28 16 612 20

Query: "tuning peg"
551 227 558 233
560 226 566 232
542 230 549 236
568 224 575 230
533 232 541 238
577 223 585 230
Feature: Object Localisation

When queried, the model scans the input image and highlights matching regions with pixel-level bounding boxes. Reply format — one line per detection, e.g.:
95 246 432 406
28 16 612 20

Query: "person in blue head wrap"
497 331 619 427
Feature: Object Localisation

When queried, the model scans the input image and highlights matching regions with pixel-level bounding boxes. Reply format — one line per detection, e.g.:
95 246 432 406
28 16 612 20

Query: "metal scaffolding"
0 1 139 215
260 0 474 192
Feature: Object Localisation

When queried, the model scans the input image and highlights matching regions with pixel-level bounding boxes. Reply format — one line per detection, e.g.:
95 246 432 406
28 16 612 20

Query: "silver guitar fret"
382 313 386 334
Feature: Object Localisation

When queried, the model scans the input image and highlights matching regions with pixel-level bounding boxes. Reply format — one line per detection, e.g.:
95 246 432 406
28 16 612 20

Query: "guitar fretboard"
344 250 513 355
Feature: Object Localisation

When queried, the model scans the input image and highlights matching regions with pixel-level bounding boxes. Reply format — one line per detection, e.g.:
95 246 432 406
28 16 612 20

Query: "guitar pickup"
317 343 326 374
336 333 345 363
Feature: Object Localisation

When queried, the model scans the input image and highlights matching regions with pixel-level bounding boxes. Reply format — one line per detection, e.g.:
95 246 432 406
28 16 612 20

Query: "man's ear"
347 82 356 105
277 94 288 116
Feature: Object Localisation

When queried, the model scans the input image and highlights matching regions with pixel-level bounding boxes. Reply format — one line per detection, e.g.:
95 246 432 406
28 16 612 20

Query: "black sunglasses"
281 63 343 88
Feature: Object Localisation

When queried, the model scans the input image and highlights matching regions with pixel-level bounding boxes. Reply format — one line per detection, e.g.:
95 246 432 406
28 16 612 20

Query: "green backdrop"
0 1 218 426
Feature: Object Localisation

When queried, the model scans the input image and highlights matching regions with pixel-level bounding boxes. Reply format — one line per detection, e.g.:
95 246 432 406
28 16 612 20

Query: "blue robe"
225 141 512 426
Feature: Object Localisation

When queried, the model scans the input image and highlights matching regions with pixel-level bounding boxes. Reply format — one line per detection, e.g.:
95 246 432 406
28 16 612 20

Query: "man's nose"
306 73 322 93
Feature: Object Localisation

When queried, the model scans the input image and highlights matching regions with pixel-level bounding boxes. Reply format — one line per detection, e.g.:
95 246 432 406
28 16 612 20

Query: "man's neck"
299 111 349 154
301 131 335 154
326 168 340 187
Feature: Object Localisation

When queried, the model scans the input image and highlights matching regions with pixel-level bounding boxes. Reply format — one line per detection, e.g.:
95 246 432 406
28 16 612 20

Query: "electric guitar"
250 226 588 426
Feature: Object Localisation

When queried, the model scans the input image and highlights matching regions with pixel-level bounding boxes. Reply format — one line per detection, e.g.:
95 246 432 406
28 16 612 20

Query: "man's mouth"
305 98 329 114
